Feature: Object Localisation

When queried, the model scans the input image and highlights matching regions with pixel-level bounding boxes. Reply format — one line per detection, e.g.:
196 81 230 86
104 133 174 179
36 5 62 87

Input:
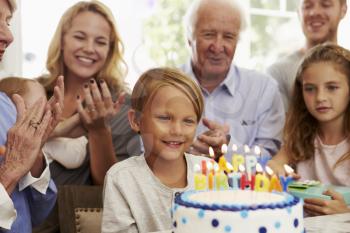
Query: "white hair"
183 0 247 41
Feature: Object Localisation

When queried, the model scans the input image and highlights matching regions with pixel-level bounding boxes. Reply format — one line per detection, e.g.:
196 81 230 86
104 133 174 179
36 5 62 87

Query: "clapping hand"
77 78 125 132
190 118 229 159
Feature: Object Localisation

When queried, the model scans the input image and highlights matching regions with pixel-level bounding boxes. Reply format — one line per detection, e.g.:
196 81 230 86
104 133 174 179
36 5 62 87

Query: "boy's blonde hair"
40 0 126 95
285 43 350 167
0 77 40 98
131 67 204 122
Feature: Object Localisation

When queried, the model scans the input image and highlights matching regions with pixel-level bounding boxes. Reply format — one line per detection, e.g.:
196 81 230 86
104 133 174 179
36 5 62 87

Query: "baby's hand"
304 189 350 216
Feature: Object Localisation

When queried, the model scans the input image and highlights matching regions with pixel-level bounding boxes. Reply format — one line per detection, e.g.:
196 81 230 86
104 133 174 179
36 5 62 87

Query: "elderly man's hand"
0 95 53 194
190 118 230 159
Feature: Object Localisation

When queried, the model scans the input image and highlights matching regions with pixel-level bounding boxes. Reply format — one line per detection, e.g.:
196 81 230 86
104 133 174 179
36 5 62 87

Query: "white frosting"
189 190 285 206
173 190 304 233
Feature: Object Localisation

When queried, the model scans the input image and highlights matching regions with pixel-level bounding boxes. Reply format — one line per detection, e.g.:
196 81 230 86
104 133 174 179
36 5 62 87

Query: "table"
304 213 350 233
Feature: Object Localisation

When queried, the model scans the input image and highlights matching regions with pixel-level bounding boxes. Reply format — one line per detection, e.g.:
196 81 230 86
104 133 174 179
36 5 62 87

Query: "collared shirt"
0 92 57 232
181 62 285 158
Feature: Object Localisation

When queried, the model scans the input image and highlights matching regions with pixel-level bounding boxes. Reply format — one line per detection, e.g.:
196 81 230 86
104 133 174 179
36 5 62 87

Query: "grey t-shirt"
266 50 304 111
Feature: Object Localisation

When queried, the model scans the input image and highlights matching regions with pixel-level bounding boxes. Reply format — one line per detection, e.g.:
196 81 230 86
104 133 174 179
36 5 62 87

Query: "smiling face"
0 0 14 61
299 0 347 46
62 11 111 82
302 62 350 128
189 0 240 82
133 85 198 163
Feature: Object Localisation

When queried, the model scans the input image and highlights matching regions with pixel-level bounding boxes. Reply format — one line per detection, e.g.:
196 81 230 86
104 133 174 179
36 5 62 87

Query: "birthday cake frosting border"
174 190 301 212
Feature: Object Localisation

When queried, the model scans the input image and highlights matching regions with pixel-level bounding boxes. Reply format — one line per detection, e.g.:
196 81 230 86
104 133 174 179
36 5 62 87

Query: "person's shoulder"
0 92 15 112
267 50 303 72
106 155 144 177
236 66 277 86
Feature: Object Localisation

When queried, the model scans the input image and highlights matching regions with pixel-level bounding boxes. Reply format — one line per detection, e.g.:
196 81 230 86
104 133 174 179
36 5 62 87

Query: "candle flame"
243 145 250 153
239 164 245 172
194 164 201 173
232 144 238 152
221 144 228 154
284 164 294 174
255 163 263 173
226 162 233 171
254 145 261 155
209 147 215 158
265 166 274 176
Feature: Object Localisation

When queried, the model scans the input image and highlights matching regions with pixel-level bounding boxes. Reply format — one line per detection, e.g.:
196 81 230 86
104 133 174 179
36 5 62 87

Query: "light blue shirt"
181 62 285 158
0 92 57 233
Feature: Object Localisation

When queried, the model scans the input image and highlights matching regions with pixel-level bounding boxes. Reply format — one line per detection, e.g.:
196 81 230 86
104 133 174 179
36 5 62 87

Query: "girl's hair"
40 0 127 94
131 67 204 122
284 43 350 167
0 77 38 98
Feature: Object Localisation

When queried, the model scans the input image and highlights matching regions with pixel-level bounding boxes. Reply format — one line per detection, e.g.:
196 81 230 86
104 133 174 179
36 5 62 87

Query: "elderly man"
267 0 347 110
0 0 64 232
181 0 285 158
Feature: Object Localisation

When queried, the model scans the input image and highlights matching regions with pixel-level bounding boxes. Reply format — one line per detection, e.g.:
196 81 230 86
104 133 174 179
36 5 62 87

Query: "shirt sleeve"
0 182 17 230
101 172 138 233
18 155 52 194
254 78 285 156
27 179 57 227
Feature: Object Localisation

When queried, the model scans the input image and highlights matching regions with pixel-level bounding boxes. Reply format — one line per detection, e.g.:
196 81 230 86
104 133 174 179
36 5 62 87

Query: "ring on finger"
29 120 40 130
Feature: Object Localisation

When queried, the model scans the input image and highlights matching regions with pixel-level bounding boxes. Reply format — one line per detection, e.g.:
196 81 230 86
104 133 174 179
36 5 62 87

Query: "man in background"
181 0 285 158
267 0 347 110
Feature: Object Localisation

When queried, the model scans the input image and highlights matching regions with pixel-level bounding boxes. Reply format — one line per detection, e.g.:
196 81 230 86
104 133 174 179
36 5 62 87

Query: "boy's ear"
128 109 141 133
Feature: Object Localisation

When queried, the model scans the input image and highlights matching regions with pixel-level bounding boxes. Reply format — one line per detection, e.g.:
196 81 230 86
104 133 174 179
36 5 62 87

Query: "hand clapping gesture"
77 78 124 132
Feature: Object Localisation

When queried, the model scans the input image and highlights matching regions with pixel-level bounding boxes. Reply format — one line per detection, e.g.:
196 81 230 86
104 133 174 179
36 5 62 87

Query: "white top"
297 137 350 186
42 136 88 169
102 153 211 233
0 155 52 230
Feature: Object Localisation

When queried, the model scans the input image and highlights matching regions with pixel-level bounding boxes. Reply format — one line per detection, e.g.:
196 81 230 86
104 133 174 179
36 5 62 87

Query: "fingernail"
90 79 95 84
84 84 88 88
99 79 104 84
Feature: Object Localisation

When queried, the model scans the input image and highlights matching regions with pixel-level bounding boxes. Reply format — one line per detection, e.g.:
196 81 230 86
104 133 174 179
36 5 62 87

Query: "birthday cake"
172 189 304 233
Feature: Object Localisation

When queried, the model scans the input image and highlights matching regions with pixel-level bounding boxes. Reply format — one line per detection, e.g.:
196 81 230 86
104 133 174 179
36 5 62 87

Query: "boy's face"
138 85 198 162
24 81 47 108
299 0 347 46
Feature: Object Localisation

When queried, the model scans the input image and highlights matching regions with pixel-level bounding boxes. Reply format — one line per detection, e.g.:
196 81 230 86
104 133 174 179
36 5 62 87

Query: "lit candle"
280 164 294 192
201 160 207 175
232 144 244 172
214 163 228 190
243 144 250 155
219 144 228 172
207 162 214 190
254 165 270 192
239 164 254 190
265 166 282 192
194 164 207 190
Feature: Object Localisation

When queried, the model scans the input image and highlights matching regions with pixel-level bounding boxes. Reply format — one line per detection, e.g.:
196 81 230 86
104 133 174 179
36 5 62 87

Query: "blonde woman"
34 1 141 232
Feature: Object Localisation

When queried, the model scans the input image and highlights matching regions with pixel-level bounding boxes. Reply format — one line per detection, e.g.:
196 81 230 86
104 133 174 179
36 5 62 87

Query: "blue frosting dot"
240 210 248 218
198 209 205 219
211 219 219 228
182 217 187 224
224 225 232 232
294 218 299 228
173 221 177 228
274 221 281 229
259 227 267 233
287 207 292 214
